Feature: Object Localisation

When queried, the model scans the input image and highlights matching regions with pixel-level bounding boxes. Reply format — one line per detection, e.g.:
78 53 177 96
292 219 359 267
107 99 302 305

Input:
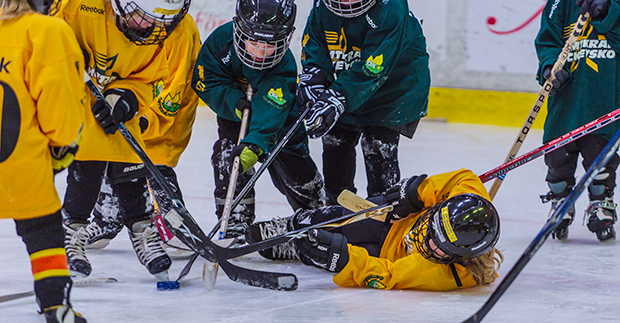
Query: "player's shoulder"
19 13 75 39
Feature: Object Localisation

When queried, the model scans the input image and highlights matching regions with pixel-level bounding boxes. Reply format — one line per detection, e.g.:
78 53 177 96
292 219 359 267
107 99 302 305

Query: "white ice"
1 108 619 323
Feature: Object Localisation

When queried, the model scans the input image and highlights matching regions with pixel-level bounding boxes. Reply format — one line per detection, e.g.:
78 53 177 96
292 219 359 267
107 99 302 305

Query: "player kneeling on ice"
248 169 503 290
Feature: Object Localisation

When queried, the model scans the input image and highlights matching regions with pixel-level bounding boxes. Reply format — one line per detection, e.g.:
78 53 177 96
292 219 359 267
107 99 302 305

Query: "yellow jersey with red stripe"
142 15 201 167
0 13 86 220
333 169 492 290
56 0 169 163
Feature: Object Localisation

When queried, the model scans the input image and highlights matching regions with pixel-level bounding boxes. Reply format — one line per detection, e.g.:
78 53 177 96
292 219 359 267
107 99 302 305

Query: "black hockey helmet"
26 0 59 14
233 0 296 70
111 0 190 45
323 0 376 18
411 193 500 264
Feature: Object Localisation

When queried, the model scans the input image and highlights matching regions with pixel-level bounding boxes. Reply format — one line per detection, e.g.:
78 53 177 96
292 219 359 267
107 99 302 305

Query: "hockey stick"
206 203 394 261
85 74 297 291
206 106 312 240
463 124 620 323
479 105 620 183
0 277 118 304
488 12 590 199
204 86 253 290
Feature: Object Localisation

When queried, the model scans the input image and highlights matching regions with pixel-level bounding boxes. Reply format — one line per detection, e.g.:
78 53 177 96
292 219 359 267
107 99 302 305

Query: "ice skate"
43 305 87 323
585 196 617 243
540 188 575 241
128 219 172 280
63 222 92 279
246 216 299 260
222 209 255 245
84 217 123 250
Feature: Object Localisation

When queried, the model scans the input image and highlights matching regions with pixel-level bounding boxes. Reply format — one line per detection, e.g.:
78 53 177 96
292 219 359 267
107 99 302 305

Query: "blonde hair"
0 0 34 19
464 247 504 285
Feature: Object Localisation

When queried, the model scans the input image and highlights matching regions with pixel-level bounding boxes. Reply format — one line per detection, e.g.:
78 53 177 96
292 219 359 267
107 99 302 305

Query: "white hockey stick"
203 86 253 290
0 277 118 304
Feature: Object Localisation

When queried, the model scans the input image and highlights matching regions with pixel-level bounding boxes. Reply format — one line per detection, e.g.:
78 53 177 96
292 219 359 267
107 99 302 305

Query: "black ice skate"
540 190 575 241
585 197 617 243
43 305 87 323
223 209 255 243
128 219 171 280
246 209 315 260
84 216 123 250
63 222 92 279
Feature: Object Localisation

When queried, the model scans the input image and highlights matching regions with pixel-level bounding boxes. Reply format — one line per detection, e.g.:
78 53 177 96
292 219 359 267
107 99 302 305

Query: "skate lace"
130 225 167 265
84 221 106 242
65 225 89 262
259 218 299 260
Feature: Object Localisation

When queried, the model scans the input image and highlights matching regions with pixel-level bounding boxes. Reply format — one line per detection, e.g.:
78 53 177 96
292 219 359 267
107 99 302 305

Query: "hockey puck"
156 281 180 291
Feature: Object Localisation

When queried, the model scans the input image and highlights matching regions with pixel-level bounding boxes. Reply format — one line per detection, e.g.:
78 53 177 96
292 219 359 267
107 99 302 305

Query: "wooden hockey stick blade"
336 189 386 223
0 277 118 304
203 261 217 291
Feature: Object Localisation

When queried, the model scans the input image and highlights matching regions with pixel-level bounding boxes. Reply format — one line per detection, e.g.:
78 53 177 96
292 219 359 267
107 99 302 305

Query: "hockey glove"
235 97 252 120
542 66 571 97
139 116 149 134
229 143 263 174
296 229 349 273
296 66 329 111
382 174 428 221
50 128 82 175
91 88 139 135
576 0 610 20
305 89 346 139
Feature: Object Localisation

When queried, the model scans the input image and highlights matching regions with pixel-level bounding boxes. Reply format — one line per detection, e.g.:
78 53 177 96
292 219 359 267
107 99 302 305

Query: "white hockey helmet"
323 0 376 18
111 0 190 45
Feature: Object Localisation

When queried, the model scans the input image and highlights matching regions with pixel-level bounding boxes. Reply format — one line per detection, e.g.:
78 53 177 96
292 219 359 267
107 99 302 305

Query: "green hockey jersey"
191 22 308 156
536 0 620 142
300 0 430 128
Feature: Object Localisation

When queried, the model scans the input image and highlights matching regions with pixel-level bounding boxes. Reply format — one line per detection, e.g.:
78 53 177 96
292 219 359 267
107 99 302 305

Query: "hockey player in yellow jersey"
54 0 192 280
0 0 88 321
248 169 503 290
83 13 201 256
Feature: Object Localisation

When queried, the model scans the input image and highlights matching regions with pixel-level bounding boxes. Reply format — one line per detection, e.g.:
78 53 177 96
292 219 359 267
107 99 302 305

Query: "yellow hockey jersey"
0 13 86 219
333 169 492 290
56 0 169 163
142 15 200 167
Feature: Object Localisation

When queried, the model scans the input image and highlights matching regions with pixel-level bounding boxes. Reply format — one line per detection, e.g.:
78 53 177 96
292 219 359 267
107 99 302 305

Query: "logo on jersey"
566 22 616 73
86 52 120 89
325 29 362 72
363 275 387 289
266 88 286 107
152 80 181 116
79 5 104 15
0 57 11 73
364 55 384 75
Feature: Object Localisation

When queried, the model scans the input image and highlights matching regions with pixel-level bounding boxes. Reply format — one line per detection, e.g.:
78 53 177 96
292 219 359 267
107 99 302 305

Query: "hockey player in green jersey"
296 0 431 206
536 0 620 242
191 0 325 242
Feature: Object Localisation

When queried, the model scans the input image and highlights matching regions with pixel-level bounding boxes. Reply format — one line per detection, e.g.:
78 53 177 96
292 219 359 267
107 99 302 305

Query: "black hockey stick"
462 126 620 323
0 277 118 304
206 106 312 240
84 74 297 291
208 203 393 261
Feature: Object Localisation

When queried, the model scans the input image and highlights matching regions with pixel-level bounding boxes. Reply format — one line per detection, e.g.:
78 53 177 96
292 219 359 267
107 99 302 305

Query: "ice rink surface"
1 108 619 323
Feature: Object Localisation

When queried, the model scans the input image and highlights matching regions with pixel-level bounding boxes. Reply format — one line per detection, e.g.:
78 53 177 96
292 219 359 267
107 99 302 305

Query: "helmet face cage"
323 0 376 18
412 194 500 265
112 0 189 46
233 0 296 70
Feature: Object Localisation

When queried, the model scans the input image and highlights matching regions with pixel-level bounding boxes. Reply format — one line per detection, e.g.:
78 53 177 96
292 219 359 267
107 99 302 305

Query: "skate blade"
153 271 170 281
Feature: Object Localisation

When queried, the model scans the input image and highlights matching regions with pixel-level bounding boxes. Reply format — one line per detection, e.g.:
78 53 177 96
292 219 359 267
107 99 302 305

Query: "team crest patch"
364 54 384 74
158 93 182 117
152 80 165 98
363 275 387 289
267 88 286 106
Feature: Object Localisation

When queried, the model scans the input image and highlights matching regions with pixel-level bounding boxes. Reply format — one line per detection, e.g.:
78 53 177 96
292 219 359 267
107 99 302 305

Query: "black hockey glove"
228 143 263 174
296 66 329 112
542 66 571 97
139 116 149 134
235 97 251 120
91 88 139 134
296 229 349 273
305 89 346 139
576 0 610 20
382 174 428 221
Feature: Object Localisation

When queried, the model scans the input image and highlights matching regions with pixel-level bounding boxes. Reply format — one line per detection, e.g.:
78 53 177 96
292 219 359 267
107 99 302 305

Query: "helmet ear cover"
233 0 296 70
412 193 500 264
